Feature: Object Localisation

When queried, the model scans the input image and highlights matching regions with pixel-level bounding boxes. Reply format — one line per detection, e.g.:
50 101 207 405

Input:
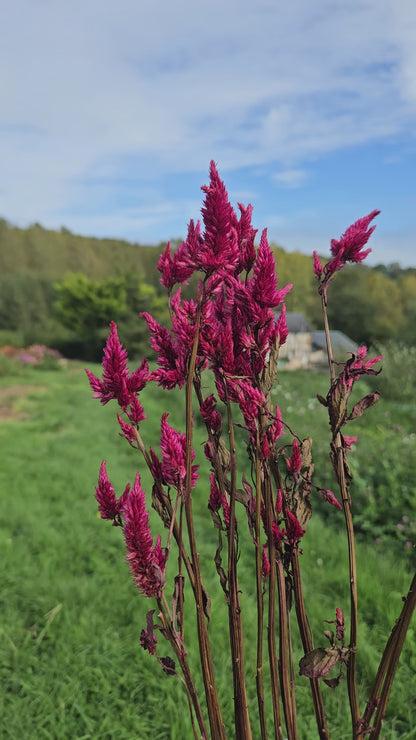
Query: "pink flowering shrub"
87 163 415 740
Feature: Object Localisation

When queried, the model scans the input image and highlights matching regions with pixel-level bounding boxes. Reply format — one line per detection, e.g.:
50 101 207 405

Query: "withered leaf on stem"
323 671 344 689
348 391 381 421
299 646 341 679
214 531 228 595
294 437 314 530
261 335 280 395
328 382 349 438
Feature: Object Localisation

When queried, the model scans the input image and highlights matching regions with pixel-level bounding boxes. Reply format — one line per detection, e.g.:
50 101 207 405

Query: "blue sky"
1 0 416 266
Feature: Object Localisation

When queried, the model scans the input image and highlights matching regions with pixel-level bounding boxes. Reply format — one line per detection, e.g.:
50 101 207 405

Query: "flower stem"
262 471 284 740
225 394 253 740
368 573 416 738
292 551 329 739
157 598 209 739
321 291 360 735
255 436 268 739
185 295 226 740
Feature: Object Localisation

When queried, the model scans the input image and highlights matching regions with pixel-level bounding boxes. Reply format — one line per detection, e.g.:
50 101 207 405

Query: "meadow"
1 360 415 739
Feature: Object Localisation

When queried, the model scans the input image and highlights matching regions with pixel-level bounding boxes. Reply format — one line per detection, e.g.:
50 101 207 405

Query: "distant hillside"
0 217 415 350
0 218 162 281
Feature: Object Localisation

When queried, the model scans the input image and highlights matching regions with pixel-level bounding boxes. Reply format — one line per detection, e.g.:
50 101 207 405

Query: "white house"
279 313 358 369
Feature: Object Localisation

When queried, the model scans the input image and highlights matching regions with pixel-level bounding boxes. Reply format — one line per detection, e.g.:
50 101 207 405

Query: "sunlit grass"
0 363 415 738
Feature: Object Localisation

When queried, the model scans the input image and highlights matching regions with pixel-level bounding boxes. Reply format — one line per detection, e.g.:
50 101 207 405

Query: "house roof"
285 312 314 333
312 330 358 356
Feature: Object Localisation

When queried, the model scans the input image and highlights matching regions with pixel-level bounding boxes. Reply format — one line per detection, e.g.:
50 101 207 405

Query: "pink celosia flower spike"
199 160 239 273
313 251 323 278
261 546 271 582
159 413 199 492
316 211 380 291
86 322 148 408
319 488 343 511
285 509 306 544
250 229 292 309
330 210 380 264
95 461 130 524
286 438 302 476
123 473 167 598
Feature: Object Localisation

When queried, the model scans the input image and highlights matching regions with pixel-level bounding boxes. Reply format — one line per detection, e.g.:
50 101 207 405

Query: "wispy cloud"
272 169 309 188
0 0 415 262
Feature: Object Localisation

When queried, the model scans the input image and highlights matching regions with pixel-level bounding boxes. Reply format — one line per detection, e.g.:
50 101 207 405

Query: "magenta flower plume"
314 211 380 293
142 312 187 390
236 202 257 273
342 435 357 450
200 394 222 433
276 304 289 347
123 473 167 598
261 406 284 459
330 210 380 264
250 229 292 309
286 439 302 476
208 473 222 511
339 346 383 394
261 546 271 582
199 160 239 274
160 413 199 492
157 240 195 291
285 509 305 545
86 322 148 408
208 471 237 531
117 414 137 446
319 488 342 511
313 251 323 278
95 461 129 524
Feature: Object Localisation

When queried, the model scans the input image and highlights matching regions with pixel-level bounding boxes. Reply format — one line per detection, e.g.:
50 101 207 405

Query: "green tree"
54 273 128 358
0 272 57 344
327 266 402 345
397 274 416 345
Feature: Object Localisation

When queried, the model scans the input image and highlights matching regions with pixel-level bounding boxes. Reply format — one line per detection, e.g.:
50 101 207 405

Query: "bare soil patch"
0 384 49 421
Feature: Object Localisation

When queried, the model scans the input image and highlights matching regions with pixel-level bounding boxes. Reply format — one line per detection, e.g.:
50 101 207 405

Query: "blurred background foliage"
0 218 415 362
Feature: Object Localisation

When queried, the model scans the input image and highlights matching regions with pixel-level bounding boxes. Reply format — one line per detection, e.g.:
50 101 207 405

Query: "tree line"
0 218 415 360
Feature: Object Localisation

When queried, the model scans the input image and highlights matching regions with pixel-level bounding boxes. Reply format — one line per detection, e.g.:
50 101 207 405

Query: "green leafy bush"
374 342 416 402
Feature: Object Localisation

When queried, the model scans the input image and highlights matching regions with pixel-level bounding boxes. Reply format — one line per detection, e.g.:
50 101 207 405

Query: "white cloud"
0 0 415 264
272 169 309 188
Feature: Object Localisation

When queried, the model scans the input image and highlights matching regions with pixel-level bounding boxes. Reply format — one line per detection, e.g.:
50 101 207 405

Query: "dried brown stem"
270 458 329 739
262 471 284 740
322 291 360 736
276 556 295 739
255 436 268 739
292 552 329 739
368 573 416 738
225 394 252 740
184 298 226 740
157 598 209 739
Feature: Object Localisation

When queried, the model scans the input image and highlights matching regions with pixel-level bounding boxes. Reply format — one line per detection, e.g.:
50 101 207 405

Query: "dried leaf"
160 656 176 675
201 581 211 622
261 335 280 395
348 392 381 421
323 670 344 689
328 381 349 437
172 575 184 631
214 531 228 595
293 438 314 530
299 646 341 679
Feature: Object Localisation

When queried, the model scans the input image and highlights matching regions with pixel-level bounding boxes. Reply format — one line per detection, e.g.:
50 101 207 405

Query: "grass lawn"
0 361 415 739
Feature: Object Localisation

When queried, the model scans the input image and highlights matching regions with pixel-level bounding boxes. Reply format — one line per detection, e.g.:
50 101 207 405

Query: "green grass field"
1 361 415 739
